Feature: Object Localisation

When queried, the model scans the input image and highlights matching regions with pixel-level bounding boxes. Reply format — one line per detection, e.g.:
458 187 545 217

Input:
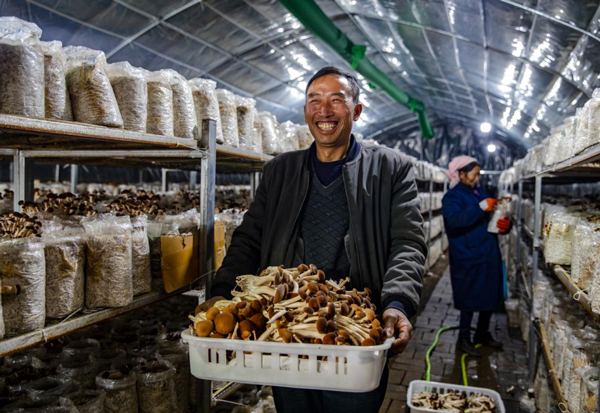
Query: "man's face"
304 74 362 148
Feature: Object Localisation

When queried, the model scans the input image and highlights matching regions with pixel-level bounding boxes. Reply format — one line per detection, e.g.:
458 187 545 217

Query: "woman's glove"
497 216 510 233
479 198 498 212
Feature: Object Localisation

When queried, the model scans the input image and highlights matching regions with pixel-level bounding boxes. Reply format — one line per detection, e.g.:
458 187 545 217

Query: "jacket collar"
304 134 363 169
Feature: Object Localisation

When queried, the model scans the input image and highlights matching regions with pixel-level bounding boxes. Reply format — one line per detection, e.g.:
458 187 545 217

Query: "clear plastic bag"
587 89 600 151
147 218 164 292
166 69 197 140
42 225 85 319
0 17 45 118
558 116 577 163
95 369 138 413
259 112 279 155
21 376 73 398
135 359 177 413
279 121 300 152
131 215 151 296
571 219 600 290
574 105 591 156
579 366 599 413
544 124 566 166
188 78 223 144
57 358 98 389
296 125 314 150
63 338 101 358
0 238 46 335
64 46 123 128
251 107 262 154
144 69 174 136
81 214 133 308
532 276 549 319
90 348 126 372
216 89 239 147
62 389 105 413
157 348 190 413
487 198 509 233
40 41 72 121
236 96 256 150
4 394 78 412
544 211 581 265
106 61 147 133
215 208 247 250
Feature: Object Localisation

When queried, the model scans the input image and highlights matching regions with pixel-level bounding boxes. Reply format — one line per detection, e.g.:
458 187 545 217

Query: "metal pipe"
279 0 434 138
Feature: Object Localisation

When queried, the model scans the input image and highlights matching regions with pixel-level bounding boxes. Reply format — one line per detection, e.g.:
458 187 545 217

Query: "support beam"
12 151 34 211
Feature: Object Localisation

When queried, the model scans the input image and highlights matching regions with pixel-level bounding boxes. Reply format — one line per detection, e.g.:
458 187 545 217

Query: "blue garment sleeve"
442 190 485 230
383 296 413 319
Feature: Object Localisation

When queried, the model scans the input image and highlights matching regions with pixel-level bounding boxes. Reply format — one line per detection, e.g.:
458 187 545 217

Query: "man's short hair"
305 67 361 104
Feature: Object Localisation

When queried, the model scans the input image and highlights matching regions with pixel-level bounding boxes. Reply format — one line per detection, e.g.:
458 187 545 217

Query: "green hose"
424 325 481 386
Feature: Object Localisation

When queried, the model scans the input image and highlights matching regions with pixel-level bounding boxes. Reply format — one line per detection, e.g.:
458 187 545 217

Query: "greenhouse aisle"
381 264 536 413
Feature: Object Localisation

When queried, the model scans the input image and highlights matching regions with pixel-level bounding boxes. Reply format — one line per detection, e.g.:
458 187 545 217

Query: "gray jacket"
213 143 427 315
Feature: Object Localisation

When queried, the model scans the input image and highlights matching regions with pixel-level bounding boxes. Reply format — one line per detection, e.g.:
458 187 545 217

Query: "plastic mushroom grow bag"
106 61 147 133
216 88 239 147
236 95 256 151
259 111 279 155
81 214 133 308
40 40 72 121
135 359 177 413
131 215 151 296
189 78 223 144
144 69 174 136
0 237 46 335
95 368 138 413
166 69 197 140
0 17 45 118
64 46 123 128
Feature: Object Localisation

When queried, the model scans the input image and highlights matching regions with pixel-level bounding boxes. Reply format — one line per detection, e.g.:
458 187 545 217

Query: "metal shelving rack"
0 114 272 412
417 175 448 270
513 144 600 413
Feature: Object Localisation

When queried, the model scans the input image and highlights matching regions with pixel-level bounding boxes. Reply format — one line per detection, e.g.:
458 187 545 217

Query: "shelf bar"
537 321 570 412
0 286 191 358
553 265 600 322
0 114 198 149
216 144 273 162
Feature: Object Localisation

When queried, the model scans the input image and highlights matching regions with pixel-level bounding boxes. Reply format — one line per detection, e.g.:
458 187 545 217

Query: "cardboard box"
214 221 226 271
160 231 199 293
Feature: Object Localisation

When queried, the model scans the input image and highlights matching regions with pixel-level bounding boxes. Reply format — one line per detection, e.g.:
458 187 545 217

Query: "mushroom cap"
251 299 263 313
278 328 292 343
365 308 376 321
308 297 319 310
239 319 255 334
274 284 286 304
214 312 236 335
241 306 253 318
223 304 239 317
307 282 318 294
326 320 337 333
323 332 336 345
297 264 309 272
316 317 328 334
303 306 314 315
206 307 220 321
195 320 213 337
249 312 267 330
361 338 376 346
340 302 350 316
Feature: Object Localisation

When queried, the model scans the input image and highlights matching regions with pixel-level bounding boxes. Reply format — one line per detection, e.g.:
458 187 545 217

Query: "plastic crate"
407 380 506 413
182 330 393 392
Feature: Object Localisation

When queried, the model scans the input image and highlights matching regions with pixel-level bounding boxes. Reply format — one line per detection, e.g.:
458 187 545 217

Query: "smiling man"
205 67 427 413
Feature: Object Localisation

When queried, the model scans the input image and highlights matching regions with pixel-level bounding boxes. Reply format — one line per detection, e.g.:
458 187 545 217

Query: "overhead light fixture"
487 143 497 153
480 122 492 133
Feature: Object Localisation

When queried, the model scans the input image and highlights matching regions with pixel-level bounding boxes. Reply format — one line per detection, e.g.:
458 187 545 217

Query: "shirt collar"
310 134 360 165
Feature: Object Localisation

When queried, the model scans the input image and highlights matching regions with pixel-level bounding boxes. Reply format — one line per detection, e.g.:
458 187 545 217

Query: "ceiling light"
480 122 492 133
487 143 497 153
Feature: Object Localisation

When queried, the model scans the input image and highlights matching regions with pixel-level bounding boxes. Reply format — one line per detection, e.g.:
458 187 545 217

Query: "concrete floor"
380 260 536 412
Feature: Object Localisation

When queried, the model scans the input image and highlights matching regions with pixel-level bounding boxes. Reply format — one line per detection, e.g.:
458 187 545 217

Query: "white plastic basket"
407 380 506 413
182 330 393 392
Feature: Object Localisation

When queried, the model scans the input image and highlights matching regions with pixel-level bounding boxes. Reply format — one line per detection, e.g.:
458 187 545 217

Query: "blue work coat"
442 183 504 312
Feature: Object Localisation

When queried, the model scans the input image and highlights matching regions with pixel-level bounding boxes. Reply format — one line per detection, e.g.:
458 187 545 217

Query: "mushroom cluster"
189 264 385 347
20 192 98 216
0 189 13 201
0 212 42 238
411 390 496 412
107 190 200 216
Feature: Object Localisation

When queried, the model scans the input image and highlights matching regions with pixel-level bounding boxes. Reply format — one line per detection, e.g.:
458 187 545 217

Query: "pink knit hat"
447 156 479 187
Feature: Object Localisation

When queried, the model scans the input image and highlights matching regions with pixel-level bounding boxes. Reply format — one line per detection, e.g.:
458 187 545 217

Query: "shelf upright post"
55 165 60 182
12 150 34 211
528 174 543 382
197 119 216 413
516 180 523 293
190 171 198 190
161 169 168 193
70 165 78 194
427 179 434 270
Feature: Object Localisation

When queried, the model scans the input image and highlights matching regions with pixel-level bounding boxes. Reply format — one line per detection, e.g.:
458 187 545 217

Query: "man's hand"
383 308 413 354
195 296 226 315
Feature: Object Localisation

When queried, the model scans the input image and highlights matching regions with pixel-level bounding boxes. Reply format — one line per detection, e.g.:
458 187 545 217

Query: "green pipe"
280 0 435 138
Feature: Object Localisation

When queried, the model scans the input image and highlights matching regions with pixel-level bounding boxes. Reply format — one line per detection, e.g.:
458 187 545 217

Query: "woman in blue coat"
442 156 510 357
